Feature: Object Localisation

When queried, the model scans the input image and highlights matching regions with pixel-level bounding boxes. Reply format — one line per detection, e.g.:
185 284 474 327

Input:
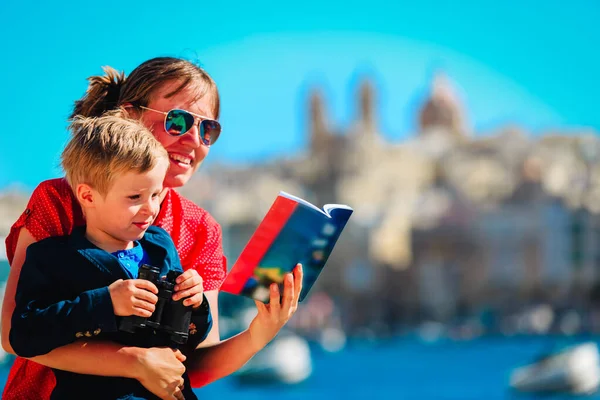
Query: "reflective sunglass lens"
200 120 221 146
165 110 195 136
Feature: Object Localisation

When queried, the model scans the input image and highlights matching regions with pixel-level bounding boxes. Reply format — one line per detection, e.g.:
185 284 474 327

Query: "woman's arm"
1 227 36 354
187 265 303 388
196 290 221 346
1 228 187 398
33 343 187 397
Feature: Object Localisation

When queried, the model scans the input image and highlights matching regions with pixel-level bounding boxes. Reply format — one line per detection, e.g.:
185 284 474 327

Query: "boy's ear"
76 183 95 207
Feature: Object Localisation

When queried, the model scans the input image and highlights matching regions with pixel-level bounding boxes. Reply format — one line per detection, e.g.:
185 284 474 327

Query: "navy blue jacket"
10 225 211 400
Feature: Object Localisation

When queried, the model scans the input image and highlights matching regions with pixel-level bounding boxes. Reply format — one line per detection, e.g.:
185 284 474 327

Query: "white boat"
236 332 312 385
510 342 600 394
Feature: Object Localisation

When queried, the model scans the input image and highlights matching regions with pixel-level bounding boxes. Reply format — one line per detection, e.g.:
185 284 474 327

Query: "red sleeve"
184 212 227 292
5 179 81 264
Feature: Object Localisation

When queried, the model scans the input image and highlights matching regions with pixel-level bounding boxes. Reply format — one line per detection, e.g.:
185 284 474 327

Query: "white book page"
279 191 353 218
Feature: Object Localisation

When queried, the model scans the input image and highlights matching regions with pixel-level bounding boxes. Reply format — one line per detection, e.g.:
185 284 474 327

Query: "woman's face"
141 81 217 189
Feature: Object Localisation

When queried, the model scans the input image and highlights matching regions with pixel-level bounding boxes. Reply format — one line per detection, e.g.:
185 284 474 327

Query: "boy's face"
82 160 168 248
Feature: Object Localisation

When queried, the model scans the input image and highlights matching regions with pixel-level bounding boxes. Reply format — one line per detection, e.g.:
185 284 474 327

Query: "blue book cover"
221 192 353 303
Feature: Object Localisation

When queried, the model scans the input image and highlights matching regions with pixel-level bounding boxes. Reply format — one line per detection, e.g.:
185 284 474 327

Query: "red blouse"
2 178 226 399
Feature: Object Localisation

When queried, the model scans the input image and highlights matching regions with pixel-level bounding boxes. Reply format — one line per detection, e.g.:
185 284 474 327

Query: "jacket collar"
67 226 173 278
68 226 131 280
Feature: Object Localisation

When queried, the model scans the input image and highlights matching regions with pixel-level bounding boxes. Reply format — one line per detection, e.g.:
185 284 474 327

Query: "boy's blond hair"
61 110 168 195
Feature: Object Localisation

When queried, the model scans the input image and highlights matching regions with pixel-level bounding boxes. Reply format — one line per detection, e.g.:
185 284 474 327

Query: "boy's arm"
3 228 189 399
10 244 117 357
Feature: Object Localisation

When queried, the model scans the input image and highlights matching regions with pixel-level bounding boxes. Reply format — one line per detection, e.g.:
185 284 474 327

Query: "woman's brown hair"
71 57 220 120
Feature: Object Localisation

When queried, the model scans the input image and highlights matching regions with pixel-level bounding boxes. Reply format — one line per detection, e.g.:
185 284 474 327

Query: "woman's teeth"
170 154 191 165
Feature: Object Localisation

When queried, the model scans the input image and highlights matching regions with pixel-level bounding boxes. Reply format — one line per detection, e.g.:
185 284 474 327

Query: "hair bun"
71 66 126 118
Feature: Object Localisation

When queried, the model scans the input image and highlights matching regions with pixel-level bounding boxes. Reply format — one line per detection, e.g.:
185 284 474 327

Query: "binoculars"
119 264 192 344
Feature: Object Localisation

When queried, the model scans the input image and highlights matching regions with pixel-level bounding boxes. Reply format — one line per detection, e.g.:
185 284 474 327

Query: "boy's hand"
172 269 204 308
108 279 159 317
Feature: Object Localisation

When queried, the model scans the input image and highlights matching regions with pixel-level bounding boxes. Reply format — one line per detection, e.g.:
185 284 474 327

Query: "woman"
1 57 303 400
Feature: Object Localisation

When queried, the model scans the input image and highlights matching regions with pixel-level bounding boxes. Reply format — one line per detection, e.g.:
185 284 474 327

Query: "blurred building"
1 72 599 336
0 190 27 238
181 72 600 335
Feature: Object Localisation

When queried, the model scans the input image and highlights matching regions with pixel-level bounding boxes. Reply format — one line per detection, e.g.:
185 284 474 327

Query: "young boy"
10 112 211 399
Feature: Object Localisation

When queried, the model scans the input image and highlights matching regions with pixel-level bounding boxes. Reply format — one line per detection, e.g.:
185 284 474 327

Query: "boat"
509 342 600 394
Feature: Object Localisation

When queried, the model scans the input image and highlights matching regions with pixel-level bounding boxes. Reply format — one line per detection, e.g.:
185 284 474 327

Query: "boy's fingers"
175 269 200 284
133 298 156 313
132 306 153 318
134 289 158 304
185 293 205 307
133 279 159 294
175 270 194 283
174 274 202 292
172 286 201 301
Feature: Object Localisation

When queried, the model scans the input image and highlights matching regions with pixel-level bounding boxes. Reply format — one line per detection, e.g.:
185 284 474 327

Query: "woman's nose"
180 123 202 148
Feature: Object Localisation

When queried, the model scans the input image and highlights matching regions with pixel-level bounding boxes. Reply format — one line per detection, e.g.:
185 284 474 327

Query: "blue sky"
1 0 598 190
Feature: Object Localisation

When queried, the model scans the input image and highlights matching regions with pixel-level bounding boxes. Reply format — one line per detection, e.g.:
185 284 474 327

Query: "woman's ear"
121 103 140 119
76 183 96 208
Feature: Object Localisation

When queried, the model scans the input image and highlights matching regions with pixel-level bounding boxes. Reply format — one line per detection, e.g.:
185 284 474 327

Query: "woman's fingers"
172 349 186 363
172 388 184 400
269 283 281 317
254 300 268 314
170 379 185 400
281 273 294 312
292 264 303 305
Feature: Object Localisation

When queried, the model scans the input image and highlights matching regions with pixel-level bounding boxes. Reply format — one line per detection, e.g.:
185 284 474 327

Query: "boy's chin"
126 231 147 242
134 231 147 240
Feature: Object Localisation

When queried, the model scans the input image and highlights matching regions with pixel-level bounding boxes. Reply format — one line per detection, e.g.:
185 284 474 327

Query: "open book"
220 191 353 303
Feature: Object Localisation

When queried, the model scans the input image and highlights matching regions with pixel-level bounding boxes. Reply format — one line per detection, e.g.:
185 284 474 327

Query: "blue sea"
2 335 600 400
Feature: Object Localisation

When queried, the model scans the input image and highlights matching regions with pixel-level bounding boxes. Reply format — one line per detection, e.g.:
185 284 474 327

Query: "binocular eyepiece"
119 264 192 344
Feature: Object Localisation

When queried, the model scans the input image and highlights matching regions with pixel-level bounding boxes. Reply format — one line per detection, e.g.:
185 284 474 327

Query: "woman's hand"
134 347 187 400
248 264 303 351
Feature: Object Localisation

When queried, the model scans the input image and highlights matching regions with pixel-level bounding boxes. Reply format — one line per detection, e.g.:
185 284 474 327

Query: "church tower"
418 73 468 138
357 79 376 134
309 89 330 154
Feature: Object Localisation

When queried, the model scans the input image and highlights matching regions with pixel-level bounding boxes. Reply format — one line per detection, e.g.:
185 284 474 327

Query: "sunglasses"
139 106 221 147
